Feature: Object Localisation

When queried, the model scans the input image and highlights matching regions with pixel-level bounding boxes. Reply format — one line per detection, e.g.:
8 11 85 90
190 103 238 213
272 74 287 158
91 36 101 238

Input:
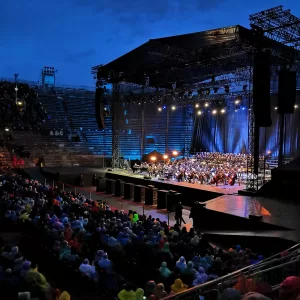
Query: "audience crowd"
1 171 300 300
0 81 45 131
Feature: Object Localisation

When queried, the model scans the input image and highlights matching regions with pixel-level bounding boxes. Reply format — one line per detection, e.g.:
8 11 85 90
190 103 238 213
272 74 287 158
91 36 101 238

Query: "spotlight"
220 109 225 113
204 102 209 107
163 155 168 160
212 110 217 115
274 107 278 110
150 156 157 162
172 150 178 156
195 103 199 108
234 100 240 105
158 107 162 112
171 105 176 110
197 111 202 115
4 128 9 132
225 86 230 93
267 150 272 155
295 105 298 109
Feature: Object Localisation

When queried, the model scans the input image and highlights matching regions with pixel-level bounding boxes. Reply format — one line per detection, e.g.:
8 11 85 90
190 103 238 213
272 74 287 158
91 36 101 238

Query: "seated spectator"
118 283 136 300
159 262 171 279
154 283 167 299
279 276 300 300
220 288 241 300
171 278 188 294
79 259 96 278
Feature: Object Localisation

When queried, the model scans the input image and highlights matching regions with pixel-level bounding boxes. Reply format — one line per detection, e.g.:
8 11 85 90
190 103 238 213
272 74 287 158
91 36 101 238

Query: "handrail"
161 257 300 300
159 245 300 300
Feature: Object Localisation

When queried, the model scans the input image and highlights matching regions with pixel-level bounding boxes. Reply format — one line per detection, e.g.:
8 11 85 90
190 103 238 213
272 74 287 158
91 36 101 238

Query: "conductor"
175 202 186 227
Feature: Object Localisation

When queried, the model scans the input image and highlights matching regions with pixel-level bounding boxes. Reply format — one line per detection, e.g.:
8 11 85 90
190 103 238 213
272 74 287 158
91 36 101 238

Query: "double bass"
228 173 237 186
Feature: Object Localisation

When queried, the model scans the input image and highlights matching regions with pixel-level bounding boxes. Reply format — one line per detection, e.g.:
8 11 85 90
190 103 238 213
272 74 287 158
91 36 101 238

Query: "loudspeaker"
124 183 134 200
167 192 182 212
95 88 105 129
253 50 272 127
157 190 168 209
106 179 115 194
134 185 145 202
115 179 123 197
144 176 152 180
278 70 297 114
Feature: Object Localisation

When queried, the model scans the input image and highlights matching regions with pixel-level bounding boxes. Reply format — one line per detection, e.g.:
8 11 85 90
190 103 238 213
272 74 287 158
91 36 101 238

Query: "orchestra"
130 153 265 187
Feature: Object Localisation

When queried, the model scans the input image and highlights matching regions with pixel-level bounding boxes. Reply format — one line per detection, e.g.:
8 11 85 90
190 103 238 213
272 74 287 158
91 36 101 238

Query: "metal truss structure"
245 65 257 190
250 6 300 51
184 106 194 157
111 82 121 169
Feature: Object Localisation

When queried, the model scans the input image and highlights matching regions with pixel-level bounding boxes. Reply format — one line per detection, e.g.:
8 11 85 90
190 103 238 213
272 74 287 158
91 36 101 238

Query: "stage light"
195 103 199 108
267 150 271 155
234 100 240 105
242 107 246 110
17 101 23 106
220 109 225 113
234 109 238 112
4 128 9 132
212 110 217 115
295 104 298 109
197 110 202 115
150 156 157 162
158 107 162 112
172 150 178 156
163 155 168 160
274 107 278 110
171 105 176 110
204 102 209 107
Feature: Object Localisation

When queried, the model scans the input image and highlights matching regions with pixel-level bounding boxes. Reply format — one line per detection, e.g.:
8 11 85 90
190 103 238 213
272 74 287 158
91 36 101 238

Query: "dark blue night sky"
0 0 299 87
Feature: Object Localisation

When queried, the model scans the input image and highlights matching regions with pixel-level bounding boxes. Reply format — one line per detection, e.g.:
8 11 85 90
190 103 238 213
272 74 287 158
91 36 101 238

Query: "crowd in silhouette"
1 171 300 300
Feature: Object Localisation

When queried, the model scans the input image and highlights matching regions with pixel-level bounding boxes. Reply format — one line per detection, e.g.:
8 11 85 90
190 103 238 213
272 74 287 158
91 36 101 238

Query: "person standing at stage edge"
175 202 186 227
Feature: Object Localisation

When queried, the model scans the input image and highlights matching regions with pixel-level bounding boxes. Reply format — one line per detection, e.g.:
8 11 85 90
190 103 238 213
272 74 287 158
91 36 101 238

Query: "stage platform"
24 167 300 244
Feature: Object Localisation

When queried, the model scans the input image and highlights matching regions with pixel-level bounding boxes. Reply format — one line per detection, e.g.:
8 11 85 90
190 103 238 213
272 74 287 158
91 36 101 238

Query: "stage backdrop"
191 92 300 157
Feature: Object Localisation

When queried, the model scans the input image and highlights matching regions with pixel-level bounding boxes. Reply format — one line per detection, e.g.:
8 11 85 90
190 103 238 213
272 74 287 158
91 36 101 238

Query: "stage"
23 166 300 244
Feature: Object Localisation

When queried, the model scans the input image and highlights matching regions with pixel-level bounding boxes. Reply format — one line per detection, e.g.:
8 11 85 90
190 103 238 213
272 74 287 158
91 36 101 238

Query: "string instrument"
228 173 237 186
211 174 218 184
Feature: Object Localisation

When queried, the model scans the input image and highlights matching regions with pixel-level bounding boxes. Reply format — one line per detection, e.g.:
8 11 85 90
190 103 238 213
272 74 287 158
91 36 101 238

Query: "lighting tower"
41 66 58 88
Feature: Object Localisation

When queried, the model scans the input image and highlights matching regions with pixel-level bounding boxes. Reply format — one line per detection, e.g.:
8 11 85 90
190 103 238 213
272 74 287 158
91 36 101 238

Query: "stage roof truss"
250 6 300 53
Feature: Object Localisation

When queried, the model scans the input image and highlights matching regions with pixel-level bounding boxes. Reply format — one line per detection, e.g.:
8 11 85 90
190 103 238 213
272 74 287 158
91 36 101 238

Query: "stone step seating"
39 95 69 130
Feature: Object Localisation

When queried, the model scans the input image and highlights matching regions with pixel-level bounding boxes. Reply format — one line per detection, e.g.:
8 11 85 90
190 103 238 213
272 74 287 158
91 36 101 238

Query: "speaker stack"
253 50 272 127
145 185 158 205
167 191 182 212
96 178 106 192
134 185 145 203
115 179 123 197
106 179 116 194
278 70 297 114
157 190 169 209
123 183 134 200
